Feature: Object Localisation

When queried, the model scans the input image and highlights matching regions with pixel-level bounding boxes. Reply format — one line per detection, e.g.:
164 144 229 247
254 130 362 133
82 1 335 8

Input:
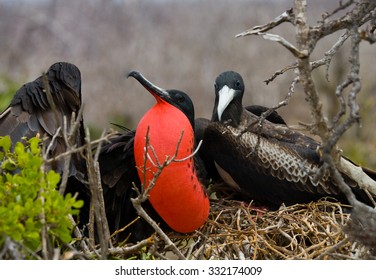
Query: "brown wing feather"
241 110 321 164
216 123 337 195
0 62 85 178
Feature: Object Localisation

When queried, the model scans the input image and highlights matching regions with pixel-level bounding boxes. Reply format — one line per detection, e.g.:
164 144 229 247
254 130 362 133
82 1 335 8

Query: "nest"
71 185 375 260
157 196 373 260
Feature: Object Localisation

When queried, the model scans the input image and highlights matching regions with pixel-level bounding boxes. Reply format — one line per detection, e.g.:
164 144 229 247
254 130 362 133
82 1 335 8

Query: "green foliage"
0 136 83 257
0 76 20 112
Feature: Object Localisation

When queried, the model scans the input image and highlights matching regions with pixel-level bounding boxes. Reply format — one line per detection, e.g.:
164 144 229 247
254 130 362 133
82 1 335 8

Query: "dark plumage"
98 128 160 242
0 62 86 180
200 70 376 208
195 105 286 182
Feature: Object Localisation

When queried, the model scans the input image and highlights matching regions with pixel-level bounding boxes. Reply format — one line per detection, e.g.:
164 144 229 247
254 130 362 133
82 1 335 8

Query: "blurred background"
0 0 375 167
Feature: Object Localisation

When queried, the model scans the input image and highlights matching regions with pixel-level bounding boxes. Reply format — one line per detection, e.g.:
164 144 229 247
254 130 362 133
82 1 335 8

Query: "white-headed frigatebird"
198 70 376 209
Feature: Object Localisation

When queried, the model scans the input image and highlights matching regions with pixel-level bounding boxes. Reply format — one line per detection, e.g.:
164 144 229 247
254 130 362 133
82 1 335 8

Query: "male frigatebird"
98 71 210 242
0 62 86 184
200 70 376 208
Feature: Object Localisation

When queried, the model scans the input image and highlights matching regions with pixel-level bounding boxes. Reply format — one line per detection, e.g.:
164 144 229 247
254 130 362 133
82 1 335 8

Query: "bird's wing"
0 62 85 177
242 110 321 164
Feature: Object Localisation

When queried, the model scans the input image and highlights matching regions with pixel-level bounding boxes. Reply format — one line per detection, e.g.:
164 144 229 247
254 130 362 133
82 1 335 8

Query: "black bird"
200 70 376 208
98 71 209 243
0 62 86 181
195 104 286 183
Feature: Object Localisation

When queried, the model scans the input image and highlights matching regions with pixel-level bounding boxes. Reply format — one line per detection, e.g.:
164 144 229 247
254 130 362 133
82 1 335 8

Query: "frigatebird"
0 61 86 184
98 71 209 242
199 70 376 208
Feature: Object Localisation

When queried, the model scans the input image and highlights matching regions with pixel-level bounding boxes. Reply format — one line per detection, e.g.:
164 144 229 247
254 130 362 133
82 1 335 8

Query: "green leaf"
72 199 84 209
1 158 17 171
46 171 60 187
0 136 12 153
28 137 41 155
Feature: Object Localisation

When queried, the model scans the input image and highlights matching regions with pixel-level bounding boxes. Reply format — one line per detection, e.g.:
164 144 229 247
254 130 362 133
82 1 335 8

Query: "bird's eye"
214 83 218 90
176 94 185 103
235 80 241 88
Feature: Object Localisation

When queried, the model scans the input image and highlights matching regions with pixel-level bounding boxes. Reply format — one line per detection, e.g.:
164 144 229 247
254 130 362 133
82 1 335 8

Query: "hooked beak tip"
127 70 140 79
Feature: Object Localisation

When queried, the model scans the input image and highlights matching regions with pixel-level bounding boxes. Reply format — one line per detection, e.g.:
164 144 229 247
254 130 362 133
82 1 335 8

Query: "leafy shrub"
0 136 83 257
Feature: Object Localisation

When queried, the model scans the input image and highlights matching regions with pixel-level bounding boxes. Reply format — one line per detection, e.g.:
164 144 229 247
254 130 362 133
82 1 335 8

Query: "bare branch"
44 132 116 166
107 237 154 257
261 33 308 58
236 8 294 37
174 139 202 162
339 158 376 198
259 76 298 126
265 31 349 85
311 31 351 80
311 1 376 47
85 127 111 259
264 63 297 85
320 0 355 22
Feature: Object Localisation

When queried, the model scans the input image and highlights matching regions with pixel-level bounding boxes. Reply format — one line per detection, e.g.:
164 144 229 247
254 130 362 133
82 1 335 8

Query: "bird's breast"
134 104 209 233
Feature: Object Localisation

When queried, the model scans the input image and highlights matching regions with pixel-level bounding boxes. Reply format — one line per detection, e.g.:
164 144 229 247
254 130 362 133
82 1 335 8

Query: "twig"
262 32 309 58
264 63 297 85
44 131 116 165
107 237 154 257
85 128 111 259
259 76 298 126
68 214 90 254
320 0 354 22
174 140 202 162
58 115 73 195
236 8 294 38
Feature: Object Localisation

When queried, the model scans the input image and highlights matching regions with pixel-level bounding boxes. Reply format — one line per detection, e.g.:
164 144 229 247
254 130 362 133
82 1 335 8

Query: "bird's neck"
213 98 243 127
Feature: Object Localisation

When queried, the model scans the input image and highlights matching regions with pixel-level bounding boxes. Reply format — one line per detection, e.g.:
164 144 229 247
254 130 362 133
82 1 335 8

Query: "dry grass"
97 186 373 260
161 197 372 260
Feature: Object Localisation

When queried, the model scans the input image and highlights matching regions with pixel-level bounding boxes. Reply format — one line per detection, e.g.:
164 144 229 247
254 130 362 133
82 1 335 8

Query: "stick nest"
75 185 375 260
147 191 374 260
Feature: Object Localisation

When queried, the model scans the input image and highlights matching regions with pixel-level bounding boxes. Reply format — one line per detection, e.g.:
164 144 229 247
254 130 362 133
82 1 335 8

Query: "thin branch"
310 1 376 46
85 127 111 259
259 76 298 125
264 63 297 85
58 115 73 195
263 32 309 58
44 131 116 165
68 214 91 255
236 8 294 38
107 237 154 257
174 139 202 162
265 31 349 85
320 0 354 22
311 31 351 80
44 127 61 157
